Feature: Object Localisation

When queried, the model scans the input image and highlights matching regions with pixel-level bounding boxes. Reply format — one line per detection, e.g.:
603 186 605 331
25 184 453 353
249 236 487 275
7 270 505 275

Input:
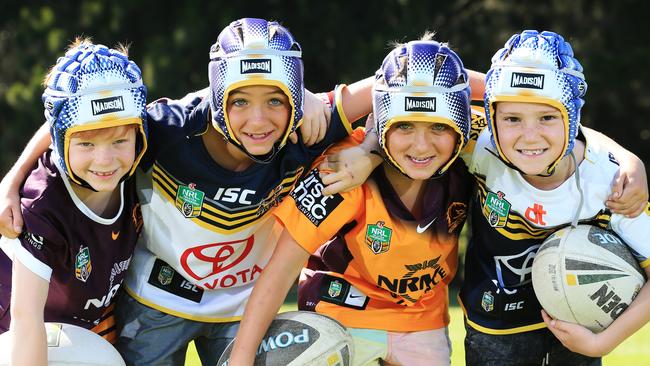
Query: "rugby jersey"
458 119 650 335
275 129 472 332
0 151 141 343
124 87 352 321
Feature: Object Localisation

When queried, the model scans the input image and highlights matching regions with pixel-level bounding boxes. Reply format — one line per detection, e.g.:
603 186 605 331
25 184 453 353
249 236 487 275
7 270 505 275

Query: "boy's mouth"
518 148 546 156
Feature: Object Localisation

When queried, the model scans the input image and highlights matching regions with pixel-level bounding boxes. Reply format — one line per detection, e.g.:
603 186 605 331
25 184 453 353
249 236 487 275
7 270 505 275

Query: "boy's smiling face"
225 85 291 157
495 101 565 175
68 125 137 191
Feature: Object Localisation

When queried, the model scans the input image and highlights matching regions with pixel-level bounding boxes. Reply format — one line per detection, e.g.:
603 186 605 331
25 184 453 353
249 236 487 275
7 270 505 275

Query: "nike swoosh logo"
349 294 364 299
416 218 437 234
112 231 120 240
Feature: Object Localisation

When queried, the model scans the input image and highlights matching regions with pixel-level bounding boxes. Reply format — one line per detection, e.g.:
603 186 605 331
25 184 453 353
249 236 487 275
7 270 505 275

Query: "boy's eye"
396 122 412 130
431 123 448 131
269 98 284 106
541 114 561 122
232 98 247 107
503 116 520 123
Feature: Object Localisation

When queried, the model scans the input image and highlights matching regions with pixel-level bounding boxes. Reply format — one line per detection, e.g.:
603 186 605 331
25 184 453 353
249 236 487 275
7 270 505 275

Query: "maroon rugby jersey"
0 150 142 342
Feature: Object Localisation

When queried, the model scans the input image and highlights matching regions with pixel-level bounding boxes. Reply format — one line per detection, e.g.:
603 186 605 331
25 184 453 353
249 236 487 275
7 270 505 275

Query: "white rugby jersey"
459 124 650 334
124 88 352 321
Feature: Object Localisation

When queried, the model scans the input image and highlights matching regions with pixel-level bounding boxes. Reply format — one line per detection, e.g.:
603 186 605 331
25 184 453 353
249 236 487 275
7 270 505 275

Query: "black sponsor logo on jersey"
91 96 125 115
404 96 436 112
148 258 203 303
320 275 369 310
510 72 544 89
240 59 272 74
291 169 343 227
377 256 447 304
22 232 44 250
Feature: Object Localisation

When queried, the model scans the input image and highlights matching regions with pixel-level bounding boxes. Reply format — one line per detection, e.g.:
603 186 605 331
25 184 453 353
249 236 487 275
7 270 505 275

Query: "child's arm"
228 229 310 366
583 128 648 217
542 264 650 357
10 258 49 366
0 123 50 238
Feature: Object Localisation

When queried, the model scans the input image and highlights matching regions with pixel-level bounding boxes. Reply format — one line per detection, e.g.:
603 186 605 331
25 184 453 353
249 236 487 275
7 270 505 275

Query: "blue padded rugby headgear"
373 40 471 177
208 18 304 163
485 30 587 173
43 42 148 186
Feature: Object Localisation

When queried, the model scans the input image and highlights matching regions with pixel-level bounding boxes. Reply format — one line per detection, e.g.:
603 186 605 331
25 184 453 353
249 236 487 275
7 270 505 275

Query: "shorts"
348 327 451 366
114 292 239 366
464 321 601 366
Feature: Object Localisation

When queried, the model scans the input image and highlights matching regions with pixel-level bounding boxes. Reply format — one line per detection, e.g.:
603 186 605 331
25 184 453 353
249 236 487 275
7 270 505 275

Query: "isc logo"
213 187 256 205
504 301 524 311
291 169 343 226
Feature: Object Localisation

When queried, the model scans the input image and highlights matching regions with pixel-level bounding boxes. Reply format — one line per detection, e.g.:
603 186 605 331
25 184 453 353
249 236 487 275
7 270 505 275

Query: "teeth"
92 170 116 176
519 149 544 156
246 132 271 139
409 156 432 163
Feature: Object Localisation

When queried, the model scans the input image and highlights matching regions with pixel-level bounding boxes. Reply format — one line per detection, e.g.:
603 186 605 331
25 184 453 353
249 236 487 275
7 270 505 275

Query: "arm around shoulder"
227 229 311 366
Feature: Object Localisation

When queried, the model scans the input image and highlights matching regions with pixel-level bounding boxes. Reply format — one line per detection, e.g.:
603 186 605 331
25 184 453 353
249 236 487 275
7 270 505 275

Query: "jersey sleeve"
305 85 355 156
142 88 210 169
2 209 68 281
275 130 366 253
611 202 650 268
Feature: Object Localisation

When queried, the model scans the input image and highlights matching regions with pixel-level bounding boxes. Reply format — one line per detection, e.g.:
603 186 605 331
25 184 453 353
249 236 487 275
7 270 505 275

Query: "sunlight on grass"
185 305 650 365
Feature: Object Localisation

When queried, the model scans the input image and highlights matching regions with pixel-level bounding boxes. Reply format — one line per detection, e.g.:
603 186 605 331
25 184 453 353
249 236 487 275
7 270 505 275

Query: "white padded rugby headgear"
373 40 471 177
485 30 587 173
43 42 148 186
208 18 304 163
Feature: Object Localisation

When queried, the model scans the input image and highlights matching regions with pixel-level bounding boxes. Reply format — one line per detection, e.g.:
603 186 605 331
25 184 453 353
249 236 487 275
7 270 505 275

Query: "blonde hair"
71 124 137 140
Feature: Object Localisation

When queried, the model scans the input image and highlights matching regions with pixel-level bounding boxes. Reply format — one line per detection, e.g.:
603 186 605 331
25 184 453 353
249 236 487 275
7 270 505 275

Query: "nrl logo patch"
91 96 125 115
482 191 511 228
75 245 92 282
481 291 495 312
365 221 393 254
158 265 174 286
328 279 343 298
404 96 436 112
240 59 272 74
175 183 205 218
510 72 544 90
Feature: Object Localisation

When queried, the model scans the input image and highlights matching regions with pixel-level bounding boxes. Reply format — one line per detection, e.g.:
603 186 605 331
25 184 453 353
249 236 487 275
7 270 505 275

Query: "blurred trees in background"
1 0 648 174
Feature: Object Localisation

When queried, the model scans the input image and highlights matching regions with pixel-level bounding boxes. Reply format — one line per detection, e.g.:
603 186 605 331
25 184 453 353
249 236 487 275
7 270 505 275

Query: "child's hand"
0 177 23 238
319 145 374 196
541 310 611 357
290 90 330 146
606 158 648 218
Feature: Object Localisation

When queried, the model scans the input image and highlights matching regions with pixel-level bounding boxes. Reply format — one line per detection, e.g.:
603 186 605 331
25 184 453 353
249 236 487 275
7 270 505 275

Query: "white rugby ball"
217 311 353 366
0 322 125 365
532 224 646 332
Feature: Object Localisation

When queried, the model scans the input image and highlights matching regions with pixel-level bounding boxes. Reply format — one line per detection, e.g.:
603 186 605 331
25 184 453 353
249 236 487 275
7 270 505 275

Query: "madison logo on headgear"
240 59 272 74
405 97 436 112
291 168 343 226
510 72 544 90
91 96 125 115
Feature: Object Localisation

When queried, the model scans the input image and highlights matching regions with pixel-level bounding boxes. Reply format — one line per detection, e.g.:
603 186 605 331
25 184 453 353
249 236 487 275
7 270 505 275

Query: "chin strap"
570 151 584 227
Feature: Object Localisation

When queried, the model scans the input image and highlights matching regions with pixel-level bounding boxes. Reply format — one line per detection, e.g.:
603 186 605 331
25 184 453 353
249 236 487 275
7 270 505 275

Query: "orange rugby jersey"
273 129 472 332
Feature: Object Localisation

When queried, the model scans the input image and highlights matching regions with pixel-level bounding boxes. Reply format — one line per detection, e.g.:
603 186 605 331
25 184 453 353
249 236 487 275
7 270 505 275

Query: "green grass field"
185 304 650 365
